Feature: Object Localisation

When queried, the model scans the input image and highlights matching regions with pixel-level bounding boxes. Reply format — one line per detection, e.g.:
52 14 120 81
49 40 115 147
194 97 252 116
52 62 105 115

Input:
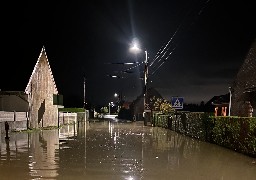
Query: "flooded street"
1 120 256 180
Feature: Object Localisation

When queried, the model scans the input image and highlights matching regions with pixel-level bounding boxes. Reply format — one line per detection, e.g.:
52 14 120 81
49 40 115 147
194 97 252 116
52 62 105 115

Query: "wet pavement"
0 120 256 180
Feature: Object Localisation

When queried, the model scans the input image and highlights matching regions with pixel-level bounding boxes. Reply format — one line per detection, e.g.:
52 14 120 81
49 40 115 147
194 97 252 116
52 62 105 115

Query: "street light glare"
130 39 141 53
130 44 141 53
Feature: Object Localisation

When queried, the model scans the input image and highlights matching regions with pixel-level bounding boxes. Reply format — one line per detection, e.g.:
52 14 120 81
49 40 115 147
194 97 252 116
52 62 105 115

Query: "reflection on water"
0 121 255 180
28 131 59 179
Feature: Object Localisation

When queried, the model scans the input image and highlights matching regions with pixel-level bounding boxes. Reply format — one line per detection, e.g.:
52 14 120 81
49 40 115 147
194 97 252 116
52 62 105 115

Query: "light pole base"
143 112 150 126
144 118 147 126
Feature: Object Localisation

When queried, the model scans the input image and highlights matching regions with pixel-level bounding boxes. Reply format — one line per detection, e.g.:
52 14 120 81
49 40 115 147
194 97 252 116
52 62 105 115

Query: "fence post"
63 112 64 125
73 120 76 137
58 111 59 128
14 111 16 121
14 111 16 130
26 112 29 130
67 112 69 124
5 121 10 139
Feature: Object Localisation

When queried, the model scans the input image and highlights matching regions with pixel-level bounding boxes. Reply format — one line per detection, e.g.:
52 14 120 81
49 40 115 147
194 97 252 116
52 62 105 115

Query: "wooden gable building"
25 46 59 128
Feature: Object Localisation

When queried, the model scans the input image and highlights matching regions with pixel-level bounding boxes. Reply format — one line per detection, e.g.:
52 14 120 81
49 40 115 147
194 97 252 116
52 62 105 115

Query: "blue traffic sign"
171 97 184 109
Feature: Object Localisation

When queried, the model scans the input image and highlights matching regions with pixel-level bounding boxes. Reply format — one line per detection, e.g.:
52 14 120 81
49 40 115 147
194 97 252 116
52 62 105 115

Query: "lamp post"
83 76 86 109
130 39 149 126
114 93 121 112
109 102 113 115
143 50 149 126
228 87 232 116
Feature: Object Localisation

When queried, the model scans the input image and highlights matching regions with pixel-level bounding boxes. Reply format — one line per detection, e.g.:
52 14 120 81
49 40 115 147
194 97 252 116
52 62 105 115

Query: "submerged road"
0 120 255 180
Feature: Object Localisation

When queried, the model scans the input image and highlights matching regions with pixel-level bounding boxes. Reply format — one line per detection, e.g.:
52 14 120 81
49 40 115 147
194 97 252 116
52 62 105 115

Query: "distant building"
122 101 131 109
231 39 256 117
205 39 256 117
130 87 162 120
206 93 230 116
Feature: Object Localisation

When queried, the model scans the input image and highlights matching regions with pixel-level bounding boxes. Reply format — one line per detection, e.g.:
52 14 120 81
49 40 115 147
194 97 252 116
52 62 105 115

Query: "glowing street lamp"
130 41 141 53
114 93 121 112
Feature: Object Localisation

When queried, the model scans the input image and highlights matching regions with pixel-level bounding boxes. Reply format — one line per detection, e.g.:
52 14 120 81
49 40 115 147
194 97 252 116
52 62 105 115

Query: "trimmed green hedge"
152 113 169 128
152 112 213 141
58 108 85 112
211 116 256 157
152 112 256 157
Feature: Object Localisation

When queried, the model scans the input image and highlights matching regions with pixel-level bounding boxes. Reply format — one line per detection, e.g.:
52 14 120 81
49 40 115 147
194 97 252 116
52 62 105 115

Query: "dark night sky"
2 0 256 107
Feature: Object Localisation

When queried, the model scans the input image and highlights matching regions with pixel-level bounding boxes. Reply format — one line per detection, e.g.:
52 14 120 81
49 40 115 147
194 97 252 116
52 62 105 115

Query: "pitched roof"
206 93 230 106
0 91 26 96
25 46 58 94
232 38 256 90
131 87 163 104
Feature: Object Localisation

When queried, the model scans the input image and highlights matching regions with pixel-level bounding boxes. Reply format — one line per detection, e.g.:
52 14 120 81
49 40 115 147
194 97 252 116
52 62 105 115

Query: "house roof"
25 46 58 94
232 38 256 91
131 87 163 104
0 91 26 96
206 93 230 106
244 86 256 93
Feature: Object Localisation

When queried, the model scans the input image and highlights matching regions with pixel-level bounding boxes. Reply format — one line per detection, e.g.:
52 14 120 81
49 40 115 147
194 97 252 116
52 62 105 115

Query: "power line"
148 0 212 78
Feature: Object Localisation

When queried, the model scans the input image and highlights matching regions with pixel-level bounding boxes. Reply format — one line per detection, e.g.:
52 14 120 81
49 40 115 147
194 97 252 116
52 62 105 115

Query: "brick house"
25 46 60 128
231 39 256 117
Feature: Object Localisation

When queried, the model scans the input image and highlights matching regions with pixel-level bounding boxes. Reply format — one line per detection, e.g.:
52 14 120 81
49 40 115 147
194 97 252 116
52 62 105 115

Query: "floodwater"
0 120 255 180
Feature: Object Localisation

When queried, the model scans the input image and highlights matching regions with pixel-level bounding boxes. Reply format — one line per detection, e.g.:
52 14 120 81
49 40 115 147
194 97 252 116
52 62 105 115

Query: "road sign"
144 103 151 112
171 97 184 109
144 103 150 109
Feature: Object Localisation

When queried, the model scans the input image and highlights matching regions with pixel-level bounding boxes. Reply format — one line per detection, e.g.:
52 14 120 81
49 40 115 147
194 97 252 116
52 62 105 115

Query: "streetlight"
143 50 149 126
83 76 86 109
130 39 150 126
108 102 114 115
114 93 121 112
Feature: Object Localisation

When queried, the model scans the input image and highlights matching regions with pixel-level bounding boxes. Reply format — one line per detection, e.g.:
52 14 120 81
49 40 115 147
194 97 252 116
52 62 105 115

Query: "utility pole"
83 76 86 109
228 87 232 116
144 50 149 126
